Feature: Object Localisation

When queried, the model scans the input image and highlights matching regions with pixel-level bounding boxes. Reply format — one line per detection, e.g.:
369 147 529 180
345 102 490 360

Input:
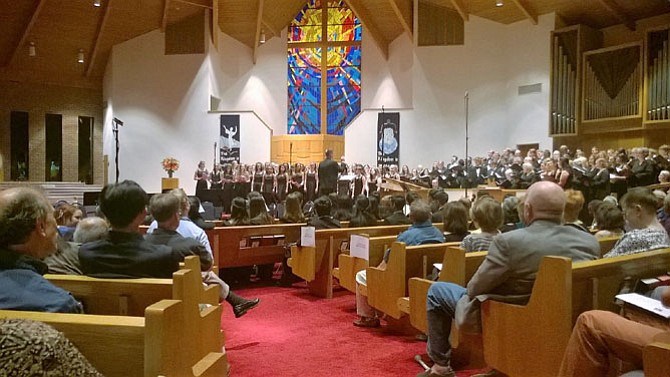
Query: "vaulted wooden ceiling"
1 0 669 89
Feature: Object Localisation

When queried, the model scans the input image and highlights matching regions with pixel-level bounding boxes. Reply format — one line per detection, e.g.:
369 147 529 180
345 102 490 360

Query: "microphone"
113 117 124 126
414 355 429 371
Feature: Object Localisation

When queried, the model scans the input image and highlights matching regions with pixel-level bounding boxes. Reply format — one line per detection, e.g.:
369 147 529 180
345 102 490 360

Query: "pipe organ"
550 24 670 141
582 44 641 121
647 28 670 122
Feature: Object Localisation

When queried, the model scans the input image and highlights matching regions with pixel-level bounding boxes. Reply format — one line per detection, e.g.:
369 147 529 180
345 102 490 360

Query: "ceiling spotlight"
77 49 85 63
496 0 504 6
94 0 101 6
28 42 36 57
259 30 266 44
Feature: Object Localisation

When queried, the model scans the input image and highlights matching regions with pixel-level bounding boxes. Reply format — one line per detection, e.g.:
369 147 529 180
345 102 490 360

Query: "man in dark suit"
384 195 411 225
145 193 259 318
418 182 600 377
79 180 182 278
307 196 341 229
318 149 339 196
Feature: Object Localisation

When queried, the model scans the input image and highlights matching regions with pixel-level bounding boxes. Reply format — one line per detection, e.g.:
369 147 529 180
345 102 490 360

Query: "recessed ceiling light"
77 49 85 63
94 0 101 7
28 42 36 57
496 0 504 7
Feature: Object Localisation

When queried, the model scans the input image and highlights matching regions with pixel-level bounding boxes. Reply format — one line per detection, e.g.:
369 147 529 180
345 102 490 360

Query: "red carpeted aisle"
220 285 487 377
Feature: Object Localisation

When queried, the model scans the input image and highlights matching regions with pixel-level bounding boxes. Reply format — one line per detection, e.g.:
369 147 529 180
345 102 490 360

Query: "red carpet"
221 284 490 377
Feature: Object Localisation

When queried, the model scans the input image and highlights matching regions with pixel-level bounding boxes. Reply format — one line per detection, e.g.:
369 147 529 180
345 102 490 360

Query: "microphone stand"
112 118 123 184
464 92 469 198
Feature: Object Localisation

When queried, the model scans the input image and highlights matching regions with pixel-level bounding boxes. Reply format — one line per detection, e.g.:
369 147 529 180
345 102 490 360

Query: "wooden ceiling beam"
6 0 45 67
161 0 170 32
174 0 212 9
388 0 412 39
449 0 468 22
596 0 635 31
212 0 219 49
261 19 279 39
86 0 112 77
343 0 388 60
510 0 537 25
253 0 264 64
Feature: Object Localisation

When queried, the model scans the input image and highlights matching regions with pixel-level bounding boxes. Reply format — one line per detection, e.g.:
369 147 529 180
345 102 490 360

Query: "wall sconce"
28 42 36 57
260 30 266 44
77 49 85 63
496 0 504 7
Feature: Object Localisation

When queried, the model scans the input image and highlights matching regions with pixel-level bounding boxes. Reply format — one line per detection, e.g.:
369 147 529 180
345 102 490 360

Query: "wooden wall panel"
271 135 344 164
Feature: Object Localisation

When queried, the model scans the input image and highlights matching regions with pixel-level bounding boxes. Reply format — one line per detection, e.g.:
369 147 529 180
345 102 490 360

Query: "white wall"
104 12 556 191
345 14 555 167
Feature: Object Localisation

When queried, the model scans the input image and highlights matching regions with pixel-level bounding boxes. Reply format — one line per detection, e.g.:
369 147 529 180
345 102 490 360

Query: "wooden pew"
645 332 670 377
0 256 225 377
480 248 670 377
400 246 487 333
367 242 457 319
45 275 173 316
288 224 412 298
334 234 397 293
597 235 621 257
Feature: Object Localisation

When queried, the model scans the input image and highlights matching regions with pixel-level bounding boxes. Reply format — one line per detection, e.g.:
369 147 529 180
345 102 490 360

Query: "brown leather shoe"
352 317 380 328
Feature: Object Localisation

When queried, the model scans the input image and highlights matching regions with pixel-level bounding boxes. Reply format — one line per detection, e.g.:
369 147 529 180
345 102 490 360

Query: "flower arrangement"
162 157 180 178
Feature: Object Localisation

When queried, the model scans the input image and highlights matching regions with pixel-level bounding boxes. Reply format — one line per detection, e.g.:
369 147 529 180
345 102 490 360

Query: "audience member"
54 203 83 241
148 188 213 255
499 196 520 233
0 318 103 376
280 192 305 223
188 196 214 230
225 197 250 226
442 201 470 243
460 197 502 252
333 195 353 221
349 195 377 227
564 189 588 233
558 287 670 376
0 187 82 313
145 193 259 317
307 196 341 229
419 182 599 377
354 200 444 328
249 195 274 225
662 193 670 236
430 191 449 222
604 188 670 258
593 202 625 239
384 195 411 225
79 180 184 278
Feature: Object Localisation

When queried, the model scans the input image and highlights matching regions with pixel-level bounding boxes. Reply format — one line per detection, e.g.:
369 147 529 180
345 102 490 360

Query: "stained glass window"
288 0 361 135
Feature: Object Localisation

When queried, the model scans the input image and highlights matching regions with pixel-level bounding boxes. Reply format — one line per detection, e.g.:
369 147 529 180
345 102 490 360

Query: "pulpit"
162 178 179 191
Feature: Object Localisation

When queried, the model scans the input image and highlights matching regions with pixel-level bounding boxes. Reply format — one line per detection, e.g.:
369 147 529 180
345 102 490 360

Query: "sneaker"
416 364 455 377
352 316 380 328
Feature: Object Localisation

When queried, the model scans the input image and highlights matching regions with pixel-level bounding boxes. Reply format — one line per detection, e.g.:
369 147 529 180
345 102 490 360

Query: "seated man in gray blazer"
418 181 600 377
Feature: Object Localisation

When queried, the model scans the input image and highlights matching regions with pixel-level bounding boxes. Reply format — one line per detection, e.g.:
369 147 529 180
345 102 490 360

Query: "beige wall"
0 81 103 183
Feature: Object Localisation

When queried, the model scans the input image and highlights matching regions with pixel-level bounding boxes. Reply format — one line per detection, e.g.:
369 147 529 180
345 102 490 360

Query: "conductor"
317 149 339 196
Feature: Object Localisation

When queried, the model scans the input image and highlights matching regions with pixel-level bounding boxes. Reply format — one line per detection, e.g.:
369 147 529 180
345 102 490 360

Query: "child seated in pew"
459 197 502 253
593 202 625 239
354 199 445 328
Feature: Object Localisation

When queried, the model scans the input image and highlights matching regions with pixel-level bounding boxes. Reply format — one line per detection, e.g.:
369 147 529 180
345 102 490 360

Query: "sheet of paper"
349 235 369 260
616 293 670 319
300 226 316 248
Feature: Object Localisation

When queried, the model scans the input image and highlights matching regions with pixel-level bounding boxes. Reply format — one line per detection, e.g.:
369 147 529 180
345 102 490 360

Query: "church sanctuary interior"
2 0 670 376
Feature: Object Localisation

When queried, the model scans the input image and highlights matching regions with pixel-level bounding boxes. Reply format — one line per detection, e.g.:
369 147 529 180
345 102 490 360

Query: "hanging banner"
377 112 400 166
219 115 240 164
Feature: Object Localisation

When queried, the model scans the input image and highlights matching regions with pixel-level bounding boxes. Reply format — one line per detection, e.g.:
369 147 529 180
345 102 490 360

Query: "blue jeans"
426 282 467 367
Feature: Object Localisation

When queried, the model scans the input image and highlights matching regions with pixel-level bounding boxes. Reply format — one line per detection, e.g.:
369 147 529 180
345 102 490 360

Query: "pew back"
289 224 412 298
335 234 397 293
480 248 670 377
0 256 225 377
45 275 173 316
368 242 454 319
597 235 621 257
